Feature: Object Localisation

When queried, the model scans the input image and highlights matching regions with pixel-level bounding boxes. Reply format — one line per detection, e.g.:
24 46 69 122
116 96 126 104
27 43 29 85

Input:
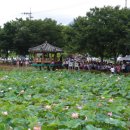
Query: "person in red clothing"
116 64 121 74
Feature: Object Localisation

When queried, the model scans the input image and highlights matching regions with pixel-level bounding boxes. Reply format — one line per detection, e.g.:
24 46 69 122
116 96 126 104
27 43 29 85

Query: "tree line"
0 6 130 62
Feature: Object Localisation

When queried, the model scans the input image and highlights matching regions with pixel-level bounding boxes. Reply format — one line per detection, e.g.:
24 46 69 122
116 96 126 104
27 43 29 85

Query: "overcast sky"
0 0 129 26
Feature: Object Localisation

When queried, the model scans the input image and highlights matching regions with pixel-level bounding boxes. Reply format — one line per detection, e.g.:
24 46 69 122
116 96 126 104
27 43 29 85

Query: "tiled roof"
29 41 63 53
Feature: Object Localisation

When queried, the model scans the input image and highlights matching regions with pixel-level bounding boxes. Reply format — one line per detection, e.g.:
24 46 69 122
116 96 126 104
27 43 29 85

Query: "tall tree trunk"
114 55 117 64
5 50 9 59
100 56 104 62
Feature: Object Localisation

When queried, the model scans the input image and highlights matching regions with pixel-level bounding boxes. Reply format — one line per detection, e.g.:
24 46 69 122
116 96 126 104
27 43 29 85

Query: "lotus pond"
0 68 130 130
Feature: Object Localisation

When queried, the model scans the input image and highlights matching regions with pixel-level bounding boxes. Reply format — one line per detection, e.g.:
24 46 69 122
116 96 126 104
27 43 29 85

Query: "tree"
0 22 17 58
65 6 130 62
0 18 64 56
13 18 65 55
63 16 88 54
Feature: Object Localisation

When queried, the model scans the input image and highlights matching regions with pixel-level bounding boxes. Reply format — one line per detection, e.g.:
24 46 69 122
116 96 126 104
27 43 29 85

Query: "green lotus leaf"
86 125 102 130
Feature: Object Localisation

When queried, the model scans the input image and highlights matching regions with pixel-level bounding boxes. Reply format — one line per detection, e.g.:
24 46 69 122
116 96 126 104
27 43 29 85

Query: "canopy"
117 55 130 61
29 41 63 53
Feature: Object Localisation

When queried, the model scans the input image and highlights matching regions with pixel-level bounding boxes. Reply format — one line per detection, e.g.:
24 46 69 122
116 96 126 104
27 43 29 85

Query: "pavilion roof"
29 41 63 53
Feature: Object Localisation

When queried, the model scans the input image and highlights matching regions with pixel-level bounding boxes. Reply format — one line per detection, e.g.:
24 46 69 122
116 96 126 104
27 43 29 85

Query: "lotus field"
0 69 130 130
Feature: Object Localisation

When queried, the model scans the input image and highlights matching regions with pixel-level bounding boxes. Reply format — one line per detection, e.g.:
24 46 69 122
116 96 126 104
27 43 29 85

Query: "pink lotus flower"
33 122 41 130
71 112 79 119
33 126 41 130
107 112 112 116
20 90 25 94
108 98 114 102
45 105 51 110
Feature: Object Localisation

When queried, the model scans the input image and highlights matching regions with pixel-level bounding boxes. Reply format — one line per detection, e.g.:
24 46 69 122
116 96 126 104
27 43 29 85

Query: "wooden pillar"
50 53 53 62
34 52 37 63
54 53 57 62
43 53 45 63
42 52 44 63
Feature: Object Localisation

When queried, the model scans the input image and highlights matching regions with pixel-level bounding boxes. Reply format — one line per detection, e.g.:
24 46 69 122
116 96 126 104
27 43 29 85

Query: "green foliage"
0 69 129 130
1 6 130 59
0 18 64 56
65 6 130 62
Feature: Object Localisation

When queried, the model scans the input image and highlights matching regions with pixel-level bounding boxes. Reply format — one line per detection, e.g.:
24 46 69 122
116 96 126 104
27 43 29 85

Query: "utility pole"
125 0 127 8
22 8 33 20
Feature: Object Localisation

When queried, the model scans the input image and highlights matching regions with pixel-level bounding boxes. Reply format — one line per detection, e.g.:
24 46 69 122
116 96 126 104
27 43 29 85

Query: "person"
116 64 121 74
68 61 73 70
25 60 29 67
74 61 80 70
20 60 23 67
121 63 126 73
16 60 19 67
110 65 115 74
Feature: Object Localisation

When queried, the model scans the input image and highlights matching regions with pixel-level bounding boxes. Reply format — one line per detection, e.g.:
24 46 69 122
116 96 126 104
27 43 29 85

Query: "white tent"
117 55 130 61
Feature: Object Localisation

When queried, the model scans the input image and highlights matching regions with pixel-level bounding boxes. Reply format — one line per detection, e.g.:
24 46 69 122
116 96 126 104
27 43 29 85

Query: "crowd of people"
0 57 32 67
1 56 130 74
62 57 130 74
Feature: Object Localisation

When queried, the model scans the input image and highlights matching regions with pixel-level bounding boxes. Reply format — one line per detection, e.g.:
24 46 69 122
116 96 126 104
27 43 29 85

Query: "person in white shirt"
110 66 115 74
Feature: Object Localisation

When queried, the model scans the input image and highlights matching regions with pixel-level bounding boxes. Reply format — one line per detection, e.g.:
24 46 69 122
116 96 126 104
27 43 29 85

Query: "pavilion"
28 41 63 69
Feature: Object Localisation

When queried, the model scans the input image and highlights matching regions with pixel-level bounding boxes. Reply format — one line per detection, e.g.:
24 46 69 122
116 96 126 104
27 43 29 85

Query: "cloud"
0 0 129 26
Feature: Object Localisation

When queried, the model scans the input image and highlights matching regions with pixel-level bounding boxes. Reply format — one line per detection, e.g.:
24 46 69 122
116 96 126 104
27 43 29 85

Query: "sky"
0 0 129 26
